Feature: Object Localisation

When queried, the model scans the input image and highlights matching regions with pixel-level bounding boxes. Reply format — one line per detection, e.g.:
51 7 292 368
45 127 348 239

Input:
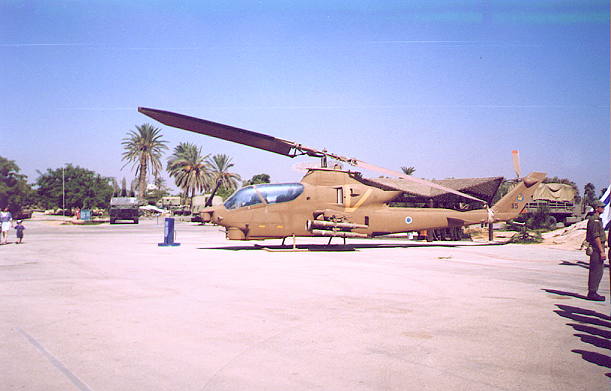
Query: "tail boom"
491 172 546 221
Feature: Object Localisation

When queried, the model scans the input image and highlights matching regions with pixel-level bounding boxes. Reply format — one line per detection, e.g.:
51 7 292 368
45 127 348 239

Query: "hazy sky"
1 1 609 193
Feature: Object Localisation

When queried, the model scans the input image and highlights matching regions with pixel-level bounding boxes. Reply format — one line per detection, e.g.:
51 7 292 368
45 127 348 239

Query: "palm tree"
208 154 241 203
121 124 168 199
401 166 416 176
167 142 211 201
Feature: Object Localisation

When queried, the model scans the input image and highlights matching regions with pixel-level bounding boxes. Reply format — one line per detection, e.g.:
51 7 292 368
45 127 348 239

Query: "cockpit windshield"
256 183 304 204
223 186 261 210
224 183 304 210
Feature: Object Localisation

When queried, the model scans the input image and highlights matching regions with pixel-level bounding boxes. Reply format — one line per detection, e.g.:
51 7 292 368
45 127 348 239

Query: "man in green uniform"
586 200 607 301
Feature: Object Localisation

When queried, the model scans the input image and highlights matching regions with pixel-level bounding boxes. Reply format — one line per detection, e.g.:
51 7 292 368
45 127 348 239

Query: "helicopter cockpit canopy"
224 183 304 210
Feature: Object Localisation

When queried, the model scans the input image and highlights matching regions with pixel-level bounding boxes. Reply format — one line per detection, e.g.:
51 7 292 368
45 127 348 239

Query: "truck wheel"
133 218 139 224
110 219 116 224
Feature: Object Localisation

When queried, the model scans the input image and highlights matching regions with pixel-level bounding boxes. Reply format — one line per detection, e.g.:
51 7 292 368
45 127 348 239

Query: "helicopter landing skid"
259 246 309 252
253 243 356 252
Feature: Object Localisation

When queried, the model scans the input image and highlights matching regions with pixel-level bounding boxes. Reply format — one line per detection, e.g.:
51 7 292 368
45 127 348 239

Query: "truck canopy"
533 183 575 202
110 197 139 206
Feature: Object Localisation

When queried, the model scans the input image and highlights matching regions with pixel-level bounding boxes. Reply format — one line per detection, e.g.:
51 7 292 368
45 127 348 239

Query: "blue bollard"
158 217 181 246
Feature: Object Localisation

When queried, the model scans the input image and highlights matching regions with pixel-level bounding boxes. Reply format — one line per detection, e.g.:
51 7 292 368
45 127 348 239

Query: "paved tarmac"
1 216 610 390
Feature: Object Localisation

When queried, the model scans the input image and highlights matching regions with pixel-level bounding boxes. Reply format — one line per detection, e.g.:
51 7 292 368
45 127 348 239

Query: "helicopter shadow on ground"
197 242 476 252
552 304 611 377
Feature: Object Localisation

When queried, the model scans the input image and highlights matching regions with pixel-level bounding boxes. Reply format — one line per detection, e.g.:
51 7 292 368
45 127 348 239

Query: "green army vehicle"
109 197 139 224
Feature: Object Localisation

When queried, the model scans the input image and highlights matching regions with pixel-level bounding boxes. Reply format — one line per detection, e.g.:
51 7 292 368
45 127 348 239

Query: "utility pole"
62 165 65 216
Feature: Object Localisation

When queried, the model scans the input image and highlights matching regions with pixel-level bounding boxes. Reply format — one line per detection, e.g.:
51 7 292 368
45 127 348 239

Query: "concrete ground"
1 215 610 391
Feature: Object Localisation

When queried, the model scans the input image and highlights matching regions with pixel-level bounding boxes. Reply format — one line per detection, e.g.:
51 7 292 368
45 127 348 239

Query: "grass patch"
509 230 543 244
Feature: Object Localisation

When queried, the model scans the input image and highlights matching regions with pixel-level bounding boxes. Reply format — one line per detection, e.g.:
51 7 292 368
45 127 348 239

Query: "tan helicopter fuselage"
203 169 545 241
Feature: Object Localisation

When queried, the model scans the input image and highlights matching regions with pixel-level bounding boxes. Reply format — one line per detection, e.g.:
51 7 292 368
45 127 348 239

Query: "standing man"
586 200 607 301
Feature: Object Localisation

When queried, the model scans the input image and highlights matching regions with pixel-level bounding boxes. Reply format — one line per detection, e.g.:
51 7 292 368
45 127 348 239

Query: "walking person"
586 200 607 301
14 220 25 244
0 207 12 245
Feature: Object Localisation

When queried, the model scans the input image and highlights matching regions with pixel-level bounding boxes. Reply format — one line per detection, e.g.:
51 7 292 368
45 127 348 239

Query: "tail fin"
492 172 546 221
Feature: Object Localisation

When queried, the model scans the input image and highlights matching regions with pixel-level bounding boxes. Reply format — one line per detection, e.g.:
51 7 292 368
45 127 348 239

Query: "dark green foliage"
401 166 416 175
0 156 33 212
529 205 556 229
35 164 114 209
491 181 514 205
243 174 270 186
584 183 597 207
510 230 543 244
216 185 235 200
508 205 556 231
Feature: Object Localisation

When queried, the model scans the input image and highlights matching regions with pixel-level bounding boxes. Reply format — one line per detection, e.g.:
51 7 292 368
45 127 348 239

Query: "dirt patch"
540 220 587 250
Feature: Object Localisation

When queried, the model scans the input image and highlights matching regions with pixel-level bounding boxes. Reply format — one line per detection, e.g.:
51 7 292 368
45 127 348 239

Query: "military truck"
109 197 139 224
158 196 188 214
524 183 579 226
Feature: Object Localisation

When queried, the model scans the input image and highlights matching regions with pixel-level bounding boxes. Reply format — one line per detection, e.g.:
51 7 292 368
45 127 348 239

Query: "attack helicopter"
139 107 545 241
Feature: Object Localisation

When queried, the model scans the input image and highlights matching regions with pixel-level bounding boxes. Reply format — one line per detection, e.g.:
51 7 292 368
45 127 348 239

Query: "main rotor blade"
353 160 487 204
139 107 296 157
139 107 486 203
512 150 521 179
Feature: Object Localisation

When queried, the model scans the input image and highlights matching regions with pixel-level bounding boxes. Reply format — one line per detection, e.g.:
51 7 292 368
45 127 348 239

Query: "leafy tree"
111 178 120 196
401 166 416 176
508 205 556 231
167 142 211 202
491 181 514 205
36 164 114 209
243 173 270 186
529 205 556 229
208 154 241 200
121 124 168 200
584 183 597 207
0 156 33 212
